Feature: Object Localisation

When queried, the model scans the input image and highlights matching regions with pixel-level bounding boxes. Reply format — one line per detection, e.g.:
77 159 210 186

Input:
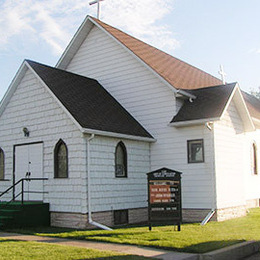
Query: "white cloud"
101 0 180 52
0 0 179 56
0 0 87 55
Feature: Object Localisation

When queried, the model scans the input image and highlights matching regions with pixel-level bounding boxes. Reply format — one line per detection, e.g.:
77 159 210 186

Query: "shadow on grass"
4 226 77 234
78 257 154 260
3 227 246 254
0 239 24 243
182 240 245 254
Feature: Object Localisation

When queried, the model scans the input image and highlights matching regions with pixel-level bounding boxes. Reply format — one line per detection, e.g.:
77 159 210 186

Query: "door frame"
13 141 44 200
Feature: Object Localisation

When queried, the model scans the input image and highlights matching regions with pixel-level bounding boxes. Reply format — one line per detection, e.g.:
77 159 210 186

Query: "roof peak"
89 16 222 90
57 15 222 90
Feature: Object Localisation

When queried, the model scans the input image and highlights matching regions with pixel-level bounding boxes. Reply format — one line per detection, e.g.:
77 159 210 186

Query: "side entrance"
14 142 44 201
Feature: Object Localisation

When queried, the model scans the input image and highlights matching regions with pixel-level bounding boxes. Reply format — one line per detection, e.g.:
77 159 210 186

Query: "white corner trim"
169 118 219 128
81 127 156 142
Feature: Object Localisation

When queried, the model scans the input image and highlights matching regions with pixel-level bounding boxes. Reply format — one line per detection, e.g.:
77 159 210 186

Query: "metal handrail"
0 178 48 205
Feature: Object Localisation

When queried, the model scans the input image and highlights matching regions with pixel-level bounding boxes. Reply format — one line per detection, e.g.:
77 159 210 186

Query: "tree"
250 87 260 99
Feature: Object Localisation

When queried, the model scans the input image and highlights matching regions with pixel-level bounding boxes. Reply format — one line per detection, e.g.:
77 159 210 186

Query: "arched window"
252 142 258 175
0 148 4 180
115 142 127 178
54 139 68 178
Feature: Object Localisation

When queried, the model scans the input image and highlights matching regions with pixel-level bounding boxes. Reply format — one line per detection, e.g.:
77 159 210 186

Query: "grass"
0 238 152 260
6 208 260 254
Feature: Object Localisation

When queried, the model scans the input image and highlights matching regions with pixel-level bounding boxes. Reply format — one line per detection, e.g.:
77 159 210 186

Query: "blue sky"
1 0 260 100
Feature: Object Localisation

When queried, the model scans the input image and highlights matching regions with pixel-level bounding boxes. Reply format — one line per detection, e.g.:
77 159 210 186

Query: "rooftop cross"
218 65 227 85
89 0 104 20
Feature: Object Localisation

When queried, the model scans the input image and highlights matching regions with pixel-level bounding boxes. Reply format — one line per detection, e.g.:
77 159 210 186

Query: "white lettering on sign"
153 171 177 178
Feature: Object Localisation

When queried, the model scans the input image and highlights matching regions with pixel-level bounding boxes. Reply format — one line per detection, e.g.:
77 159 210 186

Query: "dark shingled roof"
242 91 260 120
171 83 237 123
27 60 153 139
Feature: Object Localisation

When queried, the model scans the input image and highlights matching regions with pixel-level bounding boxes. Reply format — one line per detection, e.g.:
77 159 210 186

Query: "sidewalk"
0 231 197 260
0 231 259 260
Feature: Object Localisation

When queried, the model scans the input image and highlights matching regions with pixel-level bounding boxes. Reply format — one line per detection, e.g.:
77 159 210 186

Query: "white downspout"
86 134 112 230
201 122 216 225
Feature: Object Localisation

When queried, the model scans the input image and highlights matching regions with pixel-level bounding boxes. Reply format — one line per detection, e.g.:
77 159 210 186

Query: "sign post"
147 167 182 231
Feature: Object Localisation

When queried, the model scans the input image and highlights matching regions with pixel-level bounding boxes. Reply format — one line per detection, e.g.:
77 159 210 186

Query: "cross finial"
89 0 104 20
218 65 227 84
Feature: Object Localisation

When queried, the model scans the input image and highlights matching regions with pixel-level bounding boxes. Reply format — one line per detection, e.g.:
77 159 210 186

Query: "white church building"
0 16 259 228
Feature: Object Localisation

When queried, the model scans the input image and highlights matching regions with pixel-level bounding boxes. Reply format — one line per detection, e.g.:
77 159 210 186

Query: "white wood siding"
214 101 246 209
88 136 150 212
0 69 86 213
244 130 260 202
66 25 215 209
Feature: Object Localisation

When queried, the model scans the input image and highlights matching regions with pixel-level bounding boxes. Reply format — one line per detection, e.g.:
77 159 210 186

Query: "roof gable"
56 16 222 91
171 83 255 131
0 60 153 141
171 83 236 124
26 60 153 139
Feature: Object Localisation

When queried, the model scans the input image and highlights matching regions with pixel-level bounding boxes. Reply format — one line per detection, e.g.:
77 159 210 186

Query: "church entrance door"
14 142 43 201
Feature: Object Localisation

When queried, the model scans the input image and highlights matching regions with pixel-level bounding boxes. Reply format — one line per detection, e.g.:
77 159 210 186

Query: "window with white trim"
187 139 204 163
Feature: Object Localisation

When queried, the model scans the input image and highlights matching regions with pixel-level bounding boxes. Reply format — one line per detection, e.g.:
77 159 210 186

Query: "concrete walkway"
0 231 197 260
1 232 259 260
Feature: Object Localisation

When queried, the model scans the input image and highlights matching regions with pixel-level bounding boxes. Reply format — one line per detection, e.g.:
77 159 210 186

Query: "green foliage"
250 87 260 99
10 208 260 254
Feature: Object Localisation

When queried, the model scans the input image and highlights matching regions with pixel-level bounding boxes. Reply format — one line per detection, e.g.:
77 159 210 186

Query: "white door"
15 143 43 201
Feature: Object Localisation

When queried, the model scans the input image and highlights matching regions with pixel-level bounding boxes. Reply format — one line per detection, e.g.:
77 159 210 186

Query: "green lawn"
0 238 151 260
7 208 260 254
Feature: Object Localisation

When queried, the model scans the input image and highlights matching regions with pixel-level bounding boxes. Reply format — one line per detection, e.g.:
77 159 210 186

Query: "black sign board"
147 167 182 231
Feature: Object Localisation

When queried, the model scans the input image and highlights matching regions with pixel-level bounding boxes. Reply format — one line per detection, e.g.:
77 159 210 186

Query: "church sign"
147 168 182 231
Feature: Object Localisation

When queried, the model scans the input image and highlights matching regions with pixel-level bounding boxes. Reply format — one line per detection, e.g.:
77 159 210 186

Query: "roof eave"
169 117 219 128
81 127 156 142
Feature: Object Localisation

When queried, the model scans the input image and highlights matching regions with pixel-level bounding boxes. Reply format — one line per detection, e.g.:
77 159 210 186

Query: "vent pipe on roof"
86 134 112 230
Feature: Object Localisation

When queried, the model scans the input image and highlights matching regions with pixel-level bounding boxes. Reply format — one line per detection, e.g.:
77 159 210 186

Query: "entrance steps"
0 201 50 228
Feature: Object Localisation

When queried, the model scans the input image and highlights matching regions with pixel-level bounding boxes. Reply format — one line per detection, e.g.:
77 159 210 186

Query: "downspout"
86 133 112 230
201 122 216 225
